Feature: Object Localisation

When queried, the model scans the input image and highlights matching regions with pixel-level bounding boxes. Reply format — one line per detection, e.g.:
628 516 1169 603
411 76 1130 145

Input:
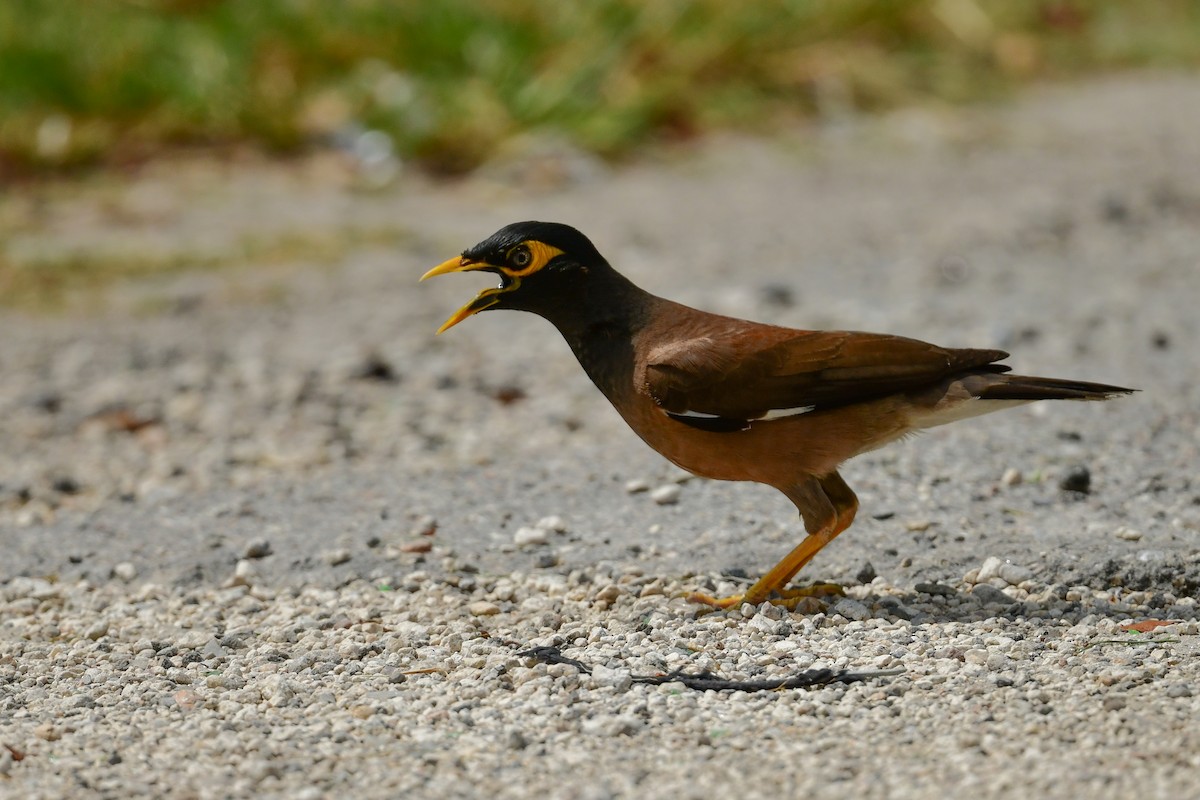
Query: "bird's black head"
421 221 610 332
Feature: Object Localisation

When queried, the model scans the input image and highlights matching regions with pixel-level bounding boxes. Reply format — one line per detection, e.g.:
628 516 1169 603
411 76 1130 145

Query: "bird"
421 221 1134 609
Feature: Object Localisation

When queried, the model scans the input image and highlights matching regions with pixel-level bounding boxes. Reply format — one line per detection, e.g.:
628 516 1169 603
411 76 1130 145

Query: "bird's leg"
689 472 858 610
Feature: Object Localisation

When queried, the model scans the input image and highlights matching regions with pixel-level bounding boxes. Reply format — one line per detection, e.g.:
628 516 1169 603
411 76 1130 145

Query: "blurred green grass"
2 0 1198 178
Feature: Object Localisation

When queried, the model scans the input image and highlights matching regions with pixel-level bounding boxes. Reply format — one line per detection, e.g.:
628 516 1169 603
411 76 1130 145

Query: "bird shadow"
833 587 1199 627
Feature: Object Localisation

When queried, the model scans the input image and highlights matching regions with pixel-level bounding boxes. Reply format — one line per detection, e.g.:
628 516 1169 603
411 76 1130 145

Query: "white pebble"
113 562 138 582
323 548 352 566
1114 526 1143 541
535 515 567 533
591 664 633 692
468 601 501 616
225 559 258 588
975 556 1004 583
513 526 549 547
964 648 989 666
650 484 681 505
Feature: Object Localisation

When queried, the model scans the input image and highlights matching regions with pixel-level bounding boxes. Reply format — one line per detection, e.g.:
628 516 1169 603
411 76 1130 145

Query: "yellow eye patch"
504 241 565 278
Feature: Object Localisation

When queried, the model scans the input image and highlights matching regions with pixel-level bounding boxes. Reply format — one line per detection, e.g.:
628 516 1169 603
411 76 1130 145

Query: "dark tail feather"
977 375 1136 402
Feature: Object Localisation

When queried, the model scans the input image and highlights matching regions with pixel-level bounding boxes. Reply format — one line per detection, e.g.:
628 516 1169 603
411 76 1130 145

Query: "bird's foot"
687 582 844 612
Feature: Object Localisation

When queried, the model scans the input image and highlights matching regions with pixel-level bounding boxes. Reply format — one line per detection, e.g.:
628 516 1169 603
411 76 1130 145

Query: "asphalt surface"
2 73 1199 799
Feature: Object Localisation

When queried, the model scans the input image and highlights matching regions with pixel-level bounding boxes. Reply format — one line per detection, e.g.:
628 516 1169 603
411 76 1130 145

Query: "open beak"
420 255 517 334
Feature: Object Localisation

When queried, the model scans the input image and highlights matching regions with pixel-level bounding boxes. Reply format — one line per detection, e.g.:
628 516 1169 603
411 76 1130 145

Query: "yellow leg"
689 472 859 610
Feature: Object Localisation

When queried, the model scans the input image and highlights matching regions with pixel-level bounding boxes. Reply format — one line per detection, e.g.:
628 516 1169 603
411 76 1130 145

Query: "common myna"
422 221 1133 608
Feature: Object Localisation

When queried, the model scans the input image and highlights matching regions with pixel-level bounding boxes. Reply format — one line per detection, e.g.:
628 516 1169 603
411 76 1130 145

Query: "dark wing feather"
645 328 1008 419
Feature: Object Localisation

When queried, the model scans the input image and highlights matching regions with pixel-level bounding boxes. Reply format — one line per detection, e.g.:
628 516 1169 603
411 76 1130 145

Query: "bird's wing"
644 328 1008 420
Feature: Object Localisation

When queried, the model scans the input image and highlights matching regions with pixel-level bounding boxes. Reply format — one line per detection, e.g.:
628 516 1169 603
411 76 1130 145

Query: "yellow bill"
421 255 520 333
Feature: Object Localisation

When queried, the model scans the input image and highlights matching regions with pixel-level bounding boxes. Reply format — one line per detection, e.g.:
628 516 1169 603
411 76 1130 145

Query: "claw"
687 582 844 612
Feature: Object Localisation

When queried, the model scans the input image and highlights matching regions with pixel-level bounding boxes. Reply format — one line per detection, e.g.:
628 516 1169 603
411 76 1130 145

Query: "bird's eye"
509 246 532 269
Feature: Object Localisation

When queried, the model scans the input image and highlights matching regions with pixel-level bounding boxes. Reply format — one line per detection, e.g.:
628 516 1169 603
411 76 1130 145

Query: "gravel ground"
2 74 1200 798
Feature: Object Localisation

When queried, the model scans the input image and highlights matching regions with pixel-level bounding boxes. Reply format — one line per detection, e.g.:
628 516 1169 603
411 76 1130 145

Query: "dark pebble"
1101 195 1131 223
52 476 81 495
355 353 399 382
971 584 1012 605
760 283 795 308
33 393 62 413
1059 465 1092 494
855 561 877 584
914 582 957 597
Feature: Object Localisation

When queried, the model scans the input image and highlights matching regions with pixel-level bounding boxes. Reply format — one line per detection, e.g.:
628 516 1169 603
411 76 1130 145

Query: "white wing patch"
755 406 816 421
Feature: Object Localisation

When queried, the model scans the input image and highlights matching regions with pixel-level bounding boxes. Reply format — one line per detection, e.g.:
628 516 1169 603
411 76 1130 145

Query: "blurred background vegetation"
2 0 1199 180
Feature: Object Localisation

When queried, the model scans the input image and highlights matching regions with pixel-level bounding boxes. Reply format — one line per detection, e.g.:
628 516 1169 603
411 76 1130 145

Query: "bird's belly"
621 399 913 487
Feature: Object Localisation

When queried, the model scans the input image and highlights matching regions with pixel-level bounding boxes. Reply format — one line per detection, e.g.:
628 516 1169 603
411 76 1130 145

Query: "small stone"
11 577 59 600
855 561 877 584
972 584 1012 605
399 539 433 553
323 548 352 566
202 638 227 659
411 515 438 537
113 562 138 582
1114 526 1143 541
1103 694 1128 712
914 582 957 597
964 649 989 666
829 597 871 621
975 556 1005 583
34 724 61 741
650 484 681 505
1001 468 1023 486
243 539 273 559
624 479 649 494
174 689 201 711
1166 684 1192 698
225 559 257 588
85 620 109 640
749 614 789 635
998 562 1034 585
594 585 622 603
536 515 567 533
1059 465 1091 494
514 527 549 547
350 705 374 719
52 476 81 495
905 519 932 532
469 601 501 617
591 664 633 692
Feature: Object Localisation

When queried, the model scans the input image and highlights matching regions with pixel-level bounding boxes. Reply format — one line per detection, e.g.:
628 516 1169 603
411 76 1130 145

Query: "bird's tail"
975 375 1136 402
